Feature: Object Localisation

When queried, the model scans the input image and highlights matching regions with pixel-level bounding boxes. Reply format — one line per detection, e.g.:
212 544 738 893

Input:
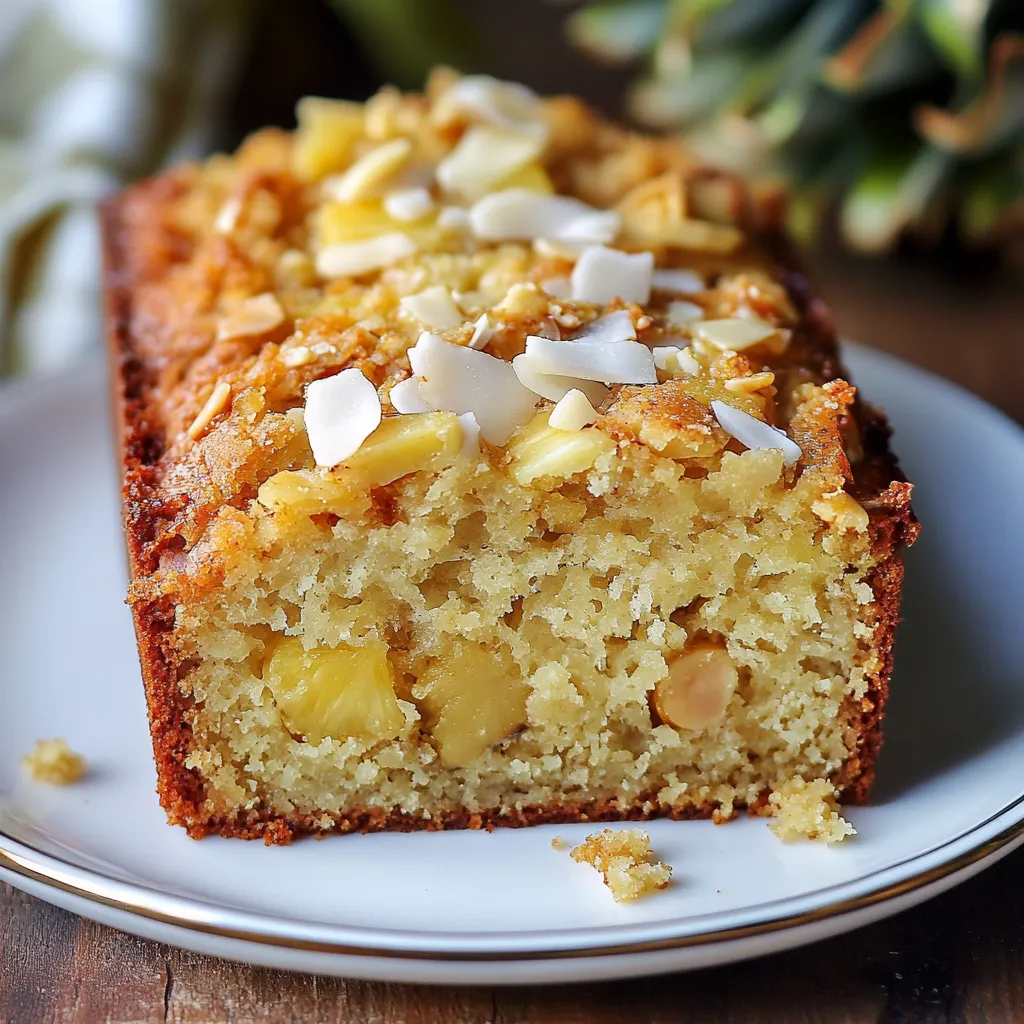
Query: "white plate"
2 344 1024 986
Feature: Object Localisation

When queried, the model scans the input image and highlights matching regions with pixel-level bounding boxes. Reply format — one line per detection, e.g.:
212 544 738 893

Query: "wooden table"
3 244 1022 1023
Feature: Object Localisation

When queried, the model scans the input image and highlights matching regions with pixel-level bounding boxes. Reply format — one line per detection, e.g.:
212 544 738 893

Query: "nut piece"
653 644 737 731
508 412 614 486
812 490 870 533
216 293 286 342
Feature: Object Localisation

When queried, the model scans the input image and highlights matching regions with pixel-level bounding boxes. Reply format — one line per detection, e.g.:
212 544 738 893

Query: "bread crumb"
570 828 672 902
768 778 855 845
550 834 569 851
22 738 86 785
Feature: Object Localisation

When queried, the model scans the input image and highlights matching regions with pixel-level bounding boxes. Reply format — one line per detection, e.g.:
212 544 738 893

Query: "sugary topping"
569 828 672 902
148 73 846 507
305 369 382 467
22 738 87 785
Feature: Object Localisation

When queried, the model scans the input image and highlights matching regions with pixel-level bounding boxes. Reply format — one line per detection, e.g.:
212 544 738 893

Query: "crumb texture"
768 777 856 845
22 739 86 785
570 828 672 902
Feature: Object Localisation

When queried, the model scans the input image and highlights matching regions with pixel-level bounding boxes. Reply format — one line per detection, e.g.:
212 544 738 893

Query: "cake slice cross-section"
103 73 918 842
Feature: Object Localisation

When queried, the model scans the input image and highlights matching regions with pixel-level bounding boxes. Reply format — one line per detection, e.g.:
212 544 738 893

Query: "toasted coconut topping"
316 232 417 278
690 317 779 352
665 300 703 327
470 190 620 244
651 268 704 294
549 389 598 431
512 353 610 405
468 313 493 350
572 309 637 344
383 186 435 222
323 138 413 203
400 285 464 329
711 400 801 466
389 376 432 414
437 124 545 200
524 335 657 385
571 246 653 305
305 369 382 467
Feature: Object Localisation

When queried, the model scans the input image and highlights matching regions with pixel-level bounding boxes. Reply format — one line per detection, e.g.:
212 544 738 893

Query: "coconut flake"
304 369 383 467
572 309 636 344
548 389 597 431
524 336 657 385
316 232 417 278
389 377 431 414
469 190 620 244
690 317 778 351
511 354 610 405
437 205 471 231
458 411 481 458
468 314 493 350
540 276 572 299
400 285 464 329
711 400 801 467
383 186 435 222
436 124 545 200
214 197 242 234
653 345 700 375
216 293 285 341
651 268 705 295
433 75 546 133
666 300 703 327
408 332 537 444
323 138 413 203
571 246 653 305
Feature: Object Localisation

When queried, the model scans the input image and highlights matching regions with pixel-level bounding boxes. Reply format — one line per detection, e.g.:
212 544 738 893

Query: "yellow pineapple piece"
264 637 404 745
494 162 555 194
508 412 615 486
315 199 439 252
257 469 365 518
292 97 365 181
343 412 462 487
415 643 529 768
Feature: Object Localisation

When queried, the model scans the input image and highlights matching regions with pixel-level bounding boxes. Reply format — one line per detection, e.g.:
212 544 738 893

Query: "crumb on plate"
21 738 87 785
550 834 570 851
570 828 672 902
768 778 855 845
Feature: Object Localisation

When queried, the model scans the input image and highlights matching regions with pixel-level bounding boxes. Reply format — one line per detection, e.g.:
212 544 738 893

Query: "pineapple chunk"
316 199 399 245
415 643 529 768
292 97 365 181
344 412 462 487
257 469 365 518
264 637 404 745
507 412 615 486
495 162 554 194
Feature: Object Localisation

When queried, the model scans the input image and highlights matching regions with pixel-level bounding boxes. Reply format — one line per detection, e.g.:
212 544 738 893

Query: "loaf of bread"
103 72 918 842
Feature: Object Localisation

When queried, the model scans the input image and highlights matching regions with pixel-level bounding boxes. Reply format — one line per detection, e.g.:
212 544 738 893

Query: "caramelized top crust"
103 72 907 600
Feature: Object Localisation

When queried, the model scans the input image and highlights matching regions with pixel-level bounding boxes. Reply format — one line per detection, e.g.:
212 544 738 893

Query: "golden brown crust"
103 90 917 843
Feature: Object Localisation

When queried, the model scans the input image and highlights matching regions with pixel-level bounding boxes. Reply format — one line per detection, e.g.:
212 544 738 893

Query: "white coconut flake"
524 336 657 385
540 276 572 299
433 75 546 134
214 197 242 234
469 190 620 244
323 138 413 203
666 300 704 327
711 400 801 467
316 232 417 278
458 411 481 458
436 124 544 200
571 246 653 305
400 285 464 329
652 345 681 371
690 317 778 351
548 389 597 431
468 314 493 349
389 377 431 414
383 186 435 222
511 354 610 405
651 268 705 295
534 237 583 261
437 205 471 231
408 332 537 444
304 369 382 467
572 309 636 344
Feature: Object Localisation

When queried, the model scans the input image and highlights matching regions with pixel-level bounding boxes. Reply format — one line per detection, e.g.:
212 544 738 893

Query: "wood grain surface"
2 242 1023 1024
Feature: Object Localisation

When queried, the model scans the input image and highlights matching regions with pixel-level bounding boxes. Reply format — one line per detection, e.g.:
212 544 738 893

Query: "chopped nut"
281 346 314 368
724 371 776 394
548 389 598 431
22 738 86 784
400 285 464 329
569 829 672 902
812 490 870 533
436 124 545 200
654 644 737 731
508 411 614 485
187 381 232 440
323 138 413 203
216 293 286 342
690 317 780 352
